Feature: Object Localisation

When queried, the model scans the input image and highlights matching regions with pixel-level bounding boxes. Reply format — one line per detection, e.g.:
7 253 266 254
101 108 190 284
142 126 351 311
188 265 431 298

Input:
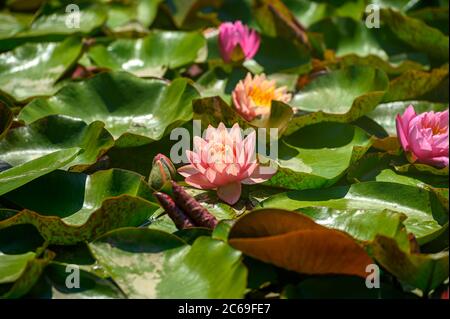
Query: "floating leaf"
286 66 389 134
229 209 373 278
394 163 449 176
0 148 81 196
0 37 83 101
261 181 448 244
253 0 309 45
106 0 163 32
371 235 449 293
0 169 158 244
0 115 114 172
0 250 54 299
266 122 372 190
299 207 411 252
19 72 199 146
89 228 247 298
381 8 449 62
89 31 206 77
383 67 449 102
26 263 125 299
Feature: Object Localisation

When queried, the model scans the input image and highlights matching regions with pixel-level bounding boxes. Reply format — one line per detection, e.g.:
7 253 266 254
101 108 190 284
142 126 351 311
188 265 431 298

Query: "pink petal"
396 115 410 151
178 165 198 178
426 156 449 167
217 182 242 205
185 173 216 189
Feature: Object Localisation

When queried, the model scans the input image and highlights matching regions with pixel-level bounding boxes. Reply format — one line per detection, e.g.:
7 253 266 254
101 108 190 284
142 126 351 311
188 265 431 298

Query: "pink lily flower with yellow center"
178 123 276 205
232 73 292 122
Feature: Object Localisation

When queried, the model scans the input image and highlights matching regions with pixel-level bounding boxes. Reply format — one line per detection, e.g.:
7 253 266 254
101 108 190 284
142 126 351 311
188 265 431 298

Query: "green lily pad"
0 147 81 196
337 54 426 76
299 207 411 252
286 66 389 135
261 181 448 244
383 67 449 102
0 37 83 102
0 13 24 40
26 263 126 299
89 228 247 298
394 163 449 176
0 250 54 299
88 31 206 77
105 0 163 32
17 0 107 38
409 6 449 35
18 71 200 146
309 17 390 59
308 15 429 65
371 235 449 294
381 8 449 62
367 100 448 135
0 169 158 244
0 115 114 172
0 252 36 284
165 0 221 29
244 35 311 75
266 122 373 190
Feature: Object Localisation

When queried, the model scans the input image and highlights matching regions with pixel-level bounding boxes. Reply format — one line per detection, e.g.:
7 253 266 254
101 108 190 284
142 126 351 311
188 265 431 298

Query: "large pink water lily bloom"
396 105 449 168
178 123 276 205
218 21 260 63
232 73 292 122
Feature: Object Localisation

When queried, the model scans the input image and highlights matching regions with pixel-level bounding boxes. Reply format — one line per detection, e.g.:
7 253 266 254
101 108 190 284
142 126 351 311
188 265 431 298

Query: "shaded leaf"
0 169 158 244
381 8 449 62
0 148 81 196
383 67 449 102
371 235 449 294
0 250 54 299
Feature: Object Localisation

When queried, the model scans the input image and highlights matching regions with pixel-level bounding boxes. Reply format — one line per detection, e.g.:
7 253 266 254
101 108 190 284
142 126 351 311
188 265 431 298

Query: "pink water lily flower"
218 21 260 63
396 105 449 168
178 123 276 205
232 73 292 122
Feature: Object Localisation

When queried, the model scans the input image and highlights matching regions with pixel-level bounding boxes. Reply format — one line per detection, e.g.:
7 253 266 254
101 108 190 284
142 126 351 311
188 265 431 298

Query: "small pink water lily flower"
396 105 449 168
218 21 260 63
178 123 276 205
232 73 292 122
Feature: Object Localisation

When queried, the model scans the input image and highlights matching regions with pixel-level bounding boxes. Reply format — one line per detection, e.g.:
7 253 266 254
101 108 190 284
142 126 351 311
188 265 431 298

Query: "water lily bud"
171 181 218 229
154 192 195 230
149 153 176 191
